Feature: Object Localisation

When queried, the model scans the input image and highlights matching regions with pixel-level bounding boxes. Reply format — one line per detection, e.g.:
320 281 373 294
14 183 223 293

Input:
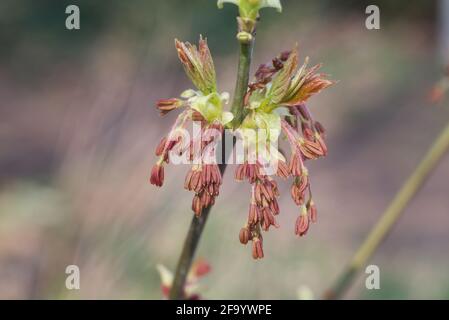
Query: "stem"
324 121 449 299
169 35 255 300
231 40 254 127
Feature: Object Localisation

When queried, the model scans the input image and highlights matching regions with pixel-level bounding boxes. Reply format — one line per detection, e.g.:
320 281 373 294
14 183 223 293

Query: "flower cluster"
150 37 233 217
236 48 334 258
150 37 334 259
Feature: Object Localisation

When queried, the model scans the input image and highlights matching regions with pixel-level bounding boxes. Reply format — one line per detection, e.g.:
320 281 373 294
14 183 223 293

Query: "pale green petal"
181 89 198 99
156 264 173 287
254 113 267 130
249 100 261 110
190 92 226 123
221 111 234 125
220 92 230 104
190 94 210 116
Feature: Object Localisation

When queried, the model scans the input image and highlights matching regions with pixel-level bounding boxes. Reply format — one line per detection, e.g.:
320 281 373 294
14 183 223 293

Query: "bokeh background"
1 0 449 299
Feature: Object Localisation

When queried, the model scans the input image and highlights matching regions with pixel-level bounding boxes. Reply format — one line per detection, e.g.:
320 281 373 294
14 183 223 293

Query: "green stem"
231 40 254 127
169 36 255 301
324 121 449 299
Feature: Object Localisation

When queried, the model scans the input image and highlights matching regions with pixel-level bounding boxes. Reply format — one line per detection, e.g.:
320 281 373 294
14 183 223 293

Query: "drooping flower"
236 47 334 258
150 37 233 217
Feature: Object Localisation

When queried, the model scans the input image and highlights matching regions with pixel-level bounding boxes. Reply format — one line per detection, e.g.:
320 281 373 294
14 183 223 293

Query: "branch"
324 121 449 299
169 29 255 300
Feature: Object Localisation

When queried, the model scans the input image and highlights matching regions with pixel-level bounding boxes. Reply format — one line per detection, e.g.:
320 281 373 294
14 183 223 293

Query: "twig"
324 121 449 299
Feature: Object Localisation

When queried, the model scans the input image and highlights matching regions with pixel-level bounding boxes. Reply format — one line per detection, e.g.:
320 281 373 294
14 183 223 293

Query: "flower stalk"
231 31 254 127
324 120 449 299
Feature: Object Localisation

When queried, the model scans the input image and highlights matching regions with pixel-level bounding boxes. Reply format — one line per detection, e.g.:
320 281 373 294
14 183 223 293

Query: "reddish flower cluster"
236 49 333 259
282 103 327 238
185 163 222 217
151 41 334 260
237 164 284 259
151 115 224 217
150 37 227 217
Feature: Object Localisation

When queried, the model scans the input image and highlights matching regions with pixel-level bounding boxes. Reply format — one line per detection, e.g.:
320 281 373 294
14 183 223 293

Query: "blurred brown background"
1 0 449 299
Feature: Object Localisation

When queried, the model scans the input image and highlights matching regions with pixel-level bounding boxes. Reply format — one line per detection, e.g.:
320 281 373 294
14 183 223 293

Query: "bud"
155 137 167 157
175 37 217 95
239 227 251 244
191 259 211 278
314 121 326 135
192 194 202 217
308 200 318 223
300 140 324 159
289 152 304 177
279 50 291 61
150 164 164 187
315 133 328 156
156 98 181 115
252 237 264 259
301 122 314 140
297 103 311 121
248 203 259 225
276 160 290 178
236 31 253 44
295 207 309 237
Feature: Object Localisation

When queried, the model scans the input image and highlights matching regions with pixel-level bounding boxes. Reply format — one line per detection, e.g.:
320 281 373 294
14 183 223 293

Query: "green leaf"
283 56 309 102
217 0 282 19
175 38 217 95
260 0 282 12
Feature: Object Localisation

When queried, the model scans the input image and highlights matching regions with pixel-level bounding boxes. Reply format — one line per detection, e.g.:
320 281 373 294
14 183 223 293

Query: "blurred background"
1 0 449 299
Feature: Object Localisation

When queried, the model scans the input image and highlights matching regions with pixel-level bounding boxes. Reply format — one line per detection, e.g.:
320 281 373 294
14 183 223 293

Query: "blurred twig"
169 28 255 300
324 121 449 299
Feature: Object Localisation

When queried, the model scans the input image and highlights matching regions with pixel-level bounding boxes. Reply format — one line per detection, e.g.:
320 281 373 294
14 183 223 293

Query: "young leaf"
268 48 298 104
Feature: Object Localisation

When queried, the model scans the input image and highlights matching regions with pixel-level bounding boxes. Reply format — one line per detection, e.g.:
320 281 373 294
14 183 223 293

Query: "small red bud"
295 212 309 237
239 228 250 245
252 238 264 260
150 164 164 187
